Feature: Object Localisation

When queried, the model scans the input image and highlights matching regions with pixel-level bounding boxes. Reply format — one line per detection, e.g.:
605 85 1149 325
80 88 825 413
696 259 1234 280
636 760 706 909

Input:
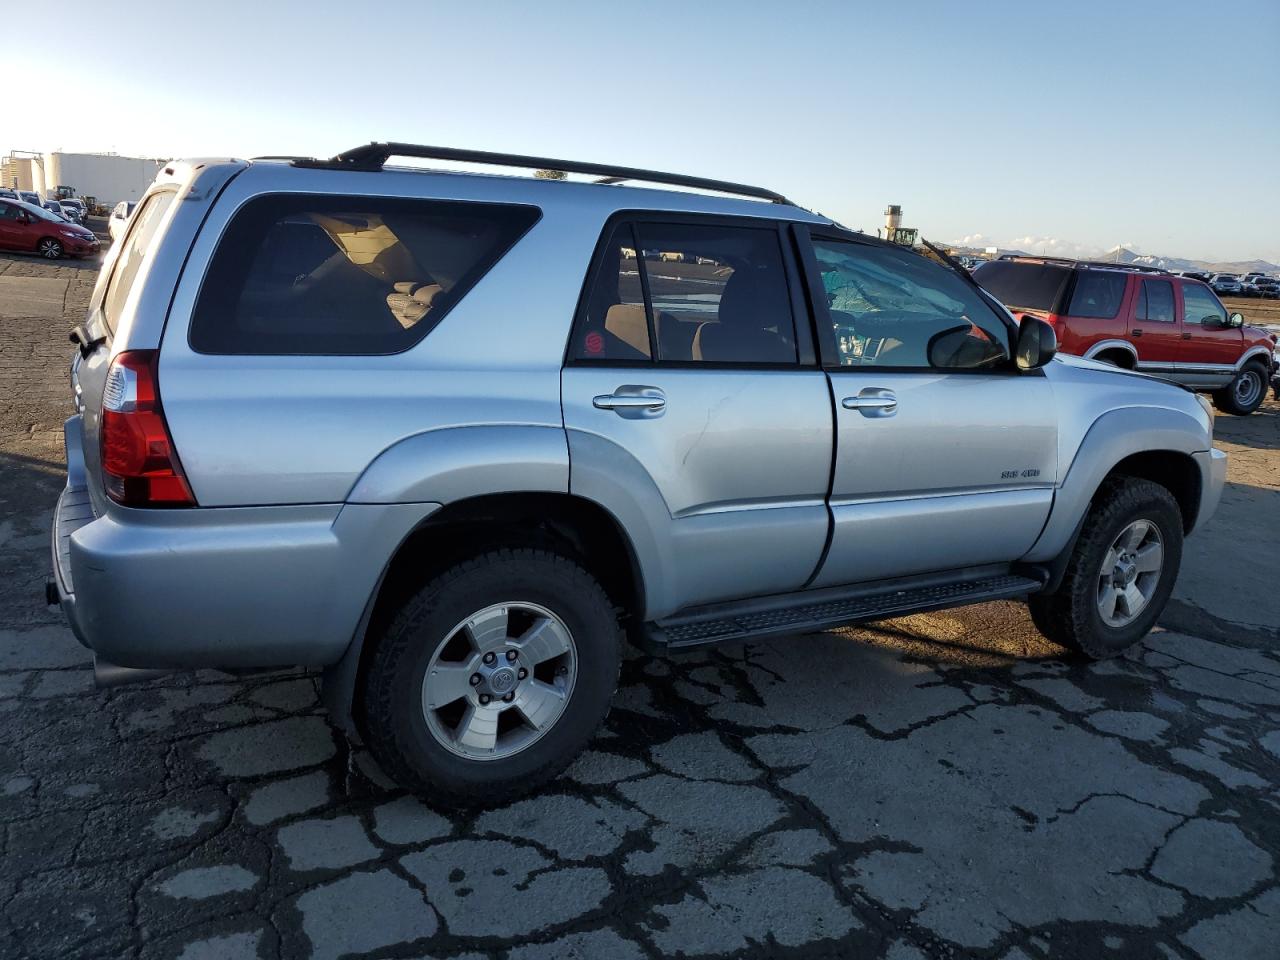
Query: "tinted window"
191 195 539 355
1182 283 1226 326
572 221 798 365
814 238 1010 370
101 190 177 334
1066 272 1126 319
573 223 650 360
1138 279 1175 322
972 260 1071 312
636 223 796 363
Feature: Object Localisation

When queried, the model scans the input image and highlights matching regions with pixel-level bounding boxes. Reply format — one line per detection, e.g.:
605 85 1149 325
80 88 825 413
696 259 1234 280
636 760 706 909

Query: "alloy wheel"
421 601 577 761
1096 519 1164 628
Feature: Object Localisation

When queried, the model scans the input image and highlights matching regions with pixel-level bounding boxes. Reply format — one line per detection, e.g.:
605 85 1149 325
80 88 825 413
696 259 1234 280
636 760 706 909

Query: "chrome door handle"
593 387 666 414
842 388 897 417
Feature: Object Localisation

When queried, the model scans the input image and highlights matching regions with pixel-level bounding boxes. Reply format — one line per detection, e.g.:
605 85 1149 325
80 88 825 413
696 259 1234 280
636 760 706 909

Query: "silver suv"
51 143 1227 806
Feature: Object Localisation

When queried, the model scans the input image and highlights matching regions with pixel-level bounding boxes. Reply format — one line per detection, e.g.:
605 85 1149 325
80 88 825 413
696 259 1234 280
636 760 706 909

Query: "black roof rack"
290 142 794 206
997 254 1170 276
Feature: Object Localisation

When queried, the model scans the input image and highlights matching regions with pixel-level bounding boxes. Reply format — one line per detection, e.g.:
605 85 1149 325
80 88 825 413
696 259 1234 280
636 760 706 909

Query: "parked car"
108 200 137 243
0 198 101 258
0 187 17 201
974 256 1277 414
49 145 1227 806
58 198 87 223
1211 274 1243 296
42 200 69 220
17 189 42 208
1178 270 1213 284
1254 278 1280 299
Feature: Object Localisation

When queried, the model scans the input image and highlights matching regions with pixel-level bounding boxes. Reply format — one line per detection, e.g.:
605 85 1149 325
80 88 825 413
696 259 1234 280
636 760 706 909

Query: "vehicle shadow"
0 249 104 272
1211 396 1280 451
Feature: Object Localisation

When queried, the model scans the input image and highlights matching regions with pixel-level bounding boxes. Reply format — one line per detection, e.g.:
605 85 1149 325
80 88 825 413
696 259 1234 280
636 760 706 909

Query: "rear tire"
37 238 63 259
1212 362 1267 415
1028 477 1182 659
359 548 621 808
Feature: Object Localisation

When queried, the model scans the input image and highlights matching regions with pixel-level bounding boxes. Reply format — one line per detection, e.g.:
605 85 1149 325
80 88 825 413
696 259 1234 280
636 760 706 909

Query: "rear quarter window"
189 195 539 355
1066 272 1127 319
101 189 178 334
972 261 1071 312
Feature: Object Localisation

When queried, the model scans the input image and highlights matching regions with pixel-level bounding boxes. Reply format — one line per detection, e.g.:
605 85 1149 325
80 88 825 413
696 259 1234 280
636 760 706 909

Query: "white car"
58 198 86 223
108 201 137 243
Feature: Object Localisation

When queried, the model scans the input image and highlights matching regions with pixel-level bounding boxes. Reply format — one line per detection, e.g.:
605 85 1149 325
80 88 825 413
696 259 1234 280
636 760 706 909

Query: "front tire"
1212 362 1267 415
359 548 622 808
37 238 64 259
1028 477 1183 659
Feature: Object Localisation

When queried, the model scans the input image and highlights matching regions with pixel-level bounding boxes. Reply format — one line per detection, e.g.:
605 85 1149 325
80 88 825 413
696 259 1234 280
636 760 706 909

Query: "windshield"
16 200 60 222
972 260 1072 312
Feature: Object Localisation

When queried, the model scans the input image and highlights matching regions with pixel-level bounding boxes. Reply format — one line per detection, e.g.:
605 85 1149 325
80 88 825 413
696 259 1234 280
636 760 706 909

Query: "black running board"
644 572 1044 652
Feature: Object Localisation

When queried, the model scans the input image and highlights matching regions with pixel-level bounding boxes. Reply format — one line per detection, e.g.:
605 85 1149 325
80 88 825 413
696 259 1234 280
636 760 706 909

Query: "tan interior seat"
604 304 653 357
385 282 443 329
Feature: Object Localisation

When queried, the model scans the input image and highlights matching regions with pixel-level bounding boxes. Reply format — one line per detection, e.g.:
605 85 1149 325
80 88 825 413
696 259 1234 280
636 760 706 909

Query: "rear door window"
571 219 798 365
190 195 539 355
1137 279 1176 322
1066 271 1127 319
101 189 177 334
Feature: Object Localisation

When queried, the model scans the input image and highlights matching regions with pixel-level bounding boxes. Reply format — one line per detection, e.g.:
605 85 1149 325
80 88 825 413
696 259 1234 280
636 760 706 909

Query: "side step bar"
644 572 1044 652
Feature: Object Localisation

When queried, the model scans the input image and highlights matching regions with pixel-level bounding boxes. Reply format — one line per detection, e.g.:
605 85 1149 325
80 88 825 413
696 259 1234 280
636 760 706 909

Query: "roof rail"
997 253 1171 276
1079 260 1170 275
291 142 794 206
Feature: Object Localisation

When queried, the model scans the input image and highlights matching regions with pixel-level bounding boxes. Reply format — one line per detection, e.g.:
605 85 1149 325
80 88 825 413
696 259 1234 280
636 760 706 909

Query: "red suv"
975 257 1278 415
0 198 101 260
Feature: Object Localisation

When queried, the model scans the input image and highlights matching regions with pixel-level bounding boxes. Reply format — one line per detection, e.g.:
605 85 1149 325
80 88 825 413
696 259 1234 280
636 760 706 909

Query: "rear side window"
572 219 798 365
1137 279 1175 322
190 195 539 355
972 261 1071 312
1066 271 1126 319
101 190 177 334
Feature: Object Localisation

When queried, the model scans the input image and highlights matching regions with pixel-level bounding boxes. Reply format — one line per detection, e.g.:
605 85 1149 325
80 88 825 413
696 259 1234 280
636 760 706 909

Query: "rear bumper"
1191 448 1228 535
51 420 440 670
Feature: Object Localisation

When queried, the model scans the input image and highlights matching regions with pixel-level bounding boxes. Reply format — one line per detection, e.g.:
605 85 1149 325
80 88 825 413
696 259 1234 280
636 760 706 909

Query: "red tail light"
100 350 195 507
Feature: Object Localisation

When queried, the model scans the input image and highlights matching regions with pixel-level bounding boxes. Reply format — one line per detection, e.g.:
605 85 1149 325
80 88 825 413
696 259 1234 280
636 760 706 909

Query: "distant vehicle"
1251 277 1279 299
17 190 41 208
58 198 86 223
0 187 17 201
974 256 1276 415
42 200 69 220
1179 271 1213 283
1211 274 1243 296
658 251 686 262
0 198 101 259
108 201 137 243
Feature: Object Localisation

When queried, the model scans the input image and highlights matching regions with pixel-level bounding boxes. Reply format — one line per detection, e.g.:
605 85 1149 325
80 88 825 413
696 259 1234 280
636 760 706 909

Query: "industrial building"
1 151 165 209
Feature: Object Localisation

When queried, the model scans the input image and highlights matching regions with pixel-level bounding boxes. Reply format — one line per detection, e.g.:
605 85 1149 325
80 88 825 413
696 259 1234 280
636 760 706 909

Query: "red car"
975 257 1278 415
0 198 101 260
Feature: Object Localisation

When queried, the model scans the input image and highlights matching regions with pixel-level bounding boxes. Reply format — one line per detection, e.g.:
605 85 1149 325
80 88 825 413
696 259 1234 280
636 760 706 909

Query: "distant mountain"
1101 247 1280 274
944 242 1280 276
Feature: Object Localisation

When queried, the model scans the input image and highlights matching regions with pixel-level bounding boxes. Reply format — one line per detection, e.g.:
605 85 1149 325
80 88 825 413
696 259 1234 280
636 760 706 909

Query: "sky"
4 0 1278 263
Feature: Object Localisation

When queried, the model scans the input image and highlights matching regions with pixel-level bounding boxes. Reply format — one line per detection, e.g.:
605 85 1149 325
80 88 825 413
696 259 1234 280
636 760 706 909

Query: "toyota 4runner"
51 144 1227 805
974 256 1278 415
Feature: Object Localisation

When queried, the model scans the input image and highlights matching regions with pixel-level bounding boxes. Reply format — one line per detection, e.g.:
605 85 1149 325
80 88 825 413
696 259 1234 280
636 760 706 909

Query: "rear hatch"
69 161 247 517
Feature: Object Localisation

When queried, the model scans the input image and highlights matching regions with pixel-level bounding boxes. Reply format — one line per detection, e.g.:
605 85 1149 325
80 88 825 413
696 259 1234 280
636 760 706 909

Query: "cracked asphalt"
2 251 1278 960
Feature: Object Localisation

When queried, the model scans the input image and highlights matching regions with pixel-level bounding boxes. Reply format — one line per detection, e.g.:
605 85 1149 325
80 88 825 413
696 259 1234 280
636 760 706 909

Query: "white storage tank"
39 152 166 206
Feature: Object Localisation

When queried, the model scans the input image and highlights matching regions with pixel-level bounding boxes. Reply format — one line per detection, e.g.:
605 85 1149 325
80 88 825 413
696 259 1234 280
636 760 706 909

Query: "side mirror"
1228 312 1245 328
1016 317 1057 371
